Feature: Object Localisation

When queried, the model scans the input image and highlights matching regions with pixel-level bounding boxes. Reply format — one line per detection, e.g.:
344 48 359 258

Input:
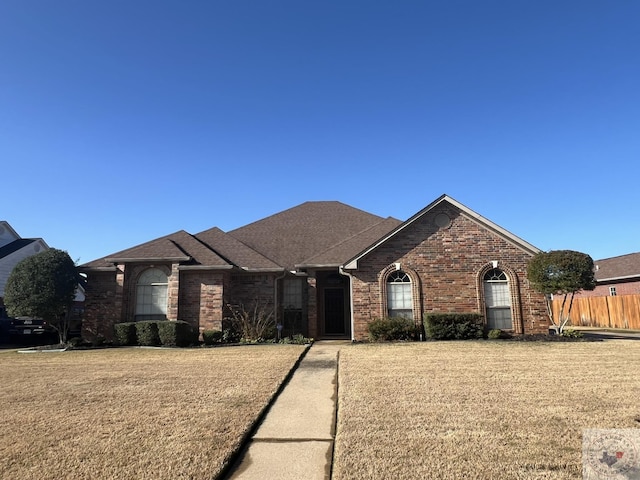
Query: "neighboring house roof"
0 224 49 298
0 221 21 249
594 252 640 282
229 201 400 270
0 239 37 259
344 194 541 270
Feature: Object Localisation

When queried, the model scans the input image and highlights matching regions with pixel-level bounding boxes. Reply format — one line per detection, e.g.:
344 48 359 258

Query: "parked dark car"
0 306 57 344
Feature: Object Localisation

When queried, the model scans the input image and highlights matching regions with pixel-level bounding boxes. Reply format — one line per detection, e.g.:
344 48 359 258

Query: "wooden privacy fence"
551 294 640 330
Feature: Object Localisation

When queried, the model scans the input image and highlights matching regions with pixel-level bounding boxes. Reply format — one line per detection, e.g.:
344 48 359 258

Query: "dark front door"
324 287 345 335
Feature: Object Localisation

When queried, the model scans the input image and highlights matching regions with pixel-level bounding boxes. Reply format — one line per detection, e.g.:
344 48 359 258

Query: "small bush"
425 313 484 340
135 321 161 346
368 317 419 342
67 337 84 347
222 327 241 344
561 329 584 338
280 334 313 345
486 329 511 340
114 322 137 346
202 330 224 345
158 321 195 347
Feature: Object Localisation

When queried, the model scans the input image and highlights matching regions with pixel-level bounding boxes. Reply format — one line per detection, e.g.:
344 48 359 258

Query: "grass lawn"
0 345 305 480
333 341 640 480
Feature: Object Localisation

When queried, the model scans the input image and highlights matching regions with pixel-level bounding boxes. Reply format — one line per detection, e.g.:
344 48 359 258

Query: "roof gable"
344 194 540 269
0 221 21 249
229 201 397 270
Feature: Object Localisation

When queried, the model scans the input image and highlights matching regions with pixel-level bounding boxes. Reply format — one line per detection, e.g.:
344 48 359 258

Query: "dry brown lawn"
333 341 640 480
0 345 305 480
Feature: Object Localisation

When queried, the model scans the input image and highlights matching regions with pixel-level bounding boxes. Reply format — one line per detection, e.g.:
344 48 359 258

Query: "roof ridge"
595 251 640 262
191 230 238 267
224 231 283 266
228 201 384 234
196 227 283 269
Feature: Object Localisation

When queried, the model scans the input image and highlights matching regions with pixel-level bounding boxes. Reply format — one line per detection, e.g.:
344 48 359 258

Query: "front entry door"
324 287 345 335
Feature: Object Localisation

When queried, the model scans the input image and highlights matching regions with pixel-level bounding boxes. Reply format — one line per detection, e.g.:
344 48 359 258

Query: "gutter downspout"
339 266 356 342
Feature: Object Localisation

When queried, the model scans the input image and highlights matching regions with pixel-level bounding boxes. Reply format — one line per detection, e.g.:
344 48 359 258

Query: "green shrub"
561 328 584 338
157 320 195 347
280 333 313 345
67 337 84 347
222 327 241 344
135 321 161 346
202 330 224 345
368 317 419 342
486 328 511 340
114 322 137 346
425 313 484 340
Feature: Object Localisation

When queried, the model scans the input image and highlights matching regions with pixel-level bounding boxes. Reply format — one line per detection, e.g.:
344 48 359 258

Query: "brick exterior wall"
572 280 640 298
349 204 549 340
81 270 119 340
178 270 229 333
82 265 241 340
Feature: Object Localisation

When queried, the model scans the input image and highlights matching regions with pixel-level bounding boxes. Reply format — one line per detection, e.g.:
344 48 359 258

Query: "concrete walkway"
227 342 344 480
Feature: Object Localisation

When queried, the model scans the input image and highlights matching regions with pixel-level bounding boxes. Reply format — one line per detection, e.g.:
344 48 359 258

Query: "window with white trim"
387 271 413 319
609 286 617 296
483 269 512 329
136 268 168 320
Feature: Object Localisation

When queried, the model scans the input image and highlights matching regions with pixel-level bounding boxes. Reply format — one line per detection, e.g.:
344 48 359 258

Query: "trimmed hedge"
114 322 137 346
114 320 196 347
202 330 224 345
368 317 419 342
158 320 195 347
424 313 484 340
136 321 161 346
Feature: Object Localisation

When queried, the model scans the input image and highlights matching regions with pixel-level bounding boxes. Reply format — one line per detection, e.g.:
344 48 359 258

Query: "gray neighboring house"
0 221 49 306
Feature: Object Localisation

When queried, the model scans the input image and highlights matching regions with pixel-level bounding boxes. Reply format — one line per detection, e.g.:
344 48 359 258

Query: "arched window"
136 268 168 320
387 271 413 319
483 268 512 329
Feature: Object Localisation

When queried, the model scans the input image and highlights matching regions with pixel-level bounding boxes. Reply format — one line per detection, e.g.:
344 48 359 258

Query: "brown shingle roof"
195 227 282 271
228 201 397 270
594 252 640 281
81 230 230 269
300 217 402 267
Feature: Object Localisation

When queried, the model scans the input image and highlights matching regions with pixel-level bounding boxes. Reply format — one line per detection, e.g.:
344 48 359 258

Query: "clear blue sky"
2 1 639 264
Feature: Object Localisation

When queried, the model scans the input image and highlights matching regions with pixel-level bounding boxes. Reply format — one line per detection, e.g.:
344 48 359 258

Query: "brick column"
307 277 317 339
115 264 126 322
167 263 180 321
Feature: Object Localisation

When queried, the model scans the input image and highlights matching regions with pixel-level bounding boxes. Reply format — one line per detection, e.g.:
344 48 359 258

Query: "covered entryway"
317 270 351 338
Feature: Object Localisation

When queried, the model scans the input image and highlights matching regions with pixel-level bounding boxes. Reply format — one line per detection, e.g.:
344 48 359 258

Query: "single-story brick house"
79 195 549 340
